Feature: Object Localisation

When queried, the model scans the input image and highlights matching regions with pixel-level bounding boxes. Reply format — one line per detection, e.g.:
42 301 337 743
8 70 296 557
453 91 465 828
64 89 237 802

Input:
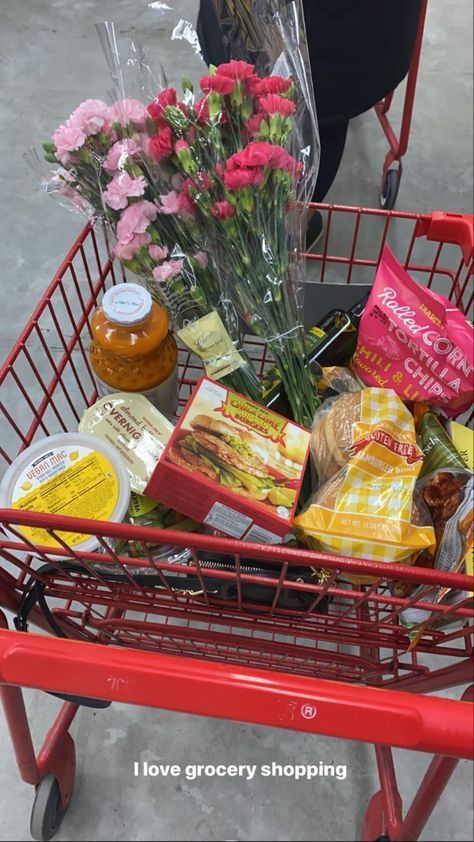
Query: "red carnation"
251 76 292 96
178 180 197 217
245 113 268 137
259 94 296 117
211 200 235 220
244 73 261 94
227 141 277 169
216 59 255 81
194 97 210 124
149 126 174 161
197 170 212 190
148 87 177 127
200 74 235 95
224 167 264 189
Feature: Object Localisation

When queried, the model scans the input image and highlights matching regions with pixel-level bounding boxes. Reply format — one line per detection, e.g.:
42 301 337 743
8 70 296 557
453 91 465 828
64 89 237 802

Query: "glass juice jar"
90 283 178 418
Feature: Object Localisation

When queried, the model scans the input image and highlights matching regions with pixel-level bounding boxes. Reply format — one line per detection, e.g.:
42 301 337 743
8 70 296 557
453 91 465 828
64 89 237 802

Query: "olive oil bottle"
263 294 368 417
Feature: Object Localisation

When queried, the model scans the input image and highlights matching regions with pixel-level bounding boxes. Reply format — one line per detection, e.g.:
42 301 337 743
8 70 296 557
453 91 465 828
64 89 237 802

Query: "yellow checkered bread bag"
294 388 436 583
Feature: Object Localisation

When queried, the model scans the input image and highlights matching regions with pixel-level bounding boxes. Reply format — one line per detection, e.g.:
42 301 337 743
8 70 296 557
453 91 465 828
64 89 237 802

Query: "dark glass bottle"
263 294 369 418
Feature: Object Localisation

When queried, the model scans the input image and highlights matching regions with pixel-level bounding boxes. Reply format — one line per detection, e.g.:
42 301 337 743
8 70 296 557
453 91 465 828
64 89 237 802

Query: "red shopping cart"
375 0 428 208
0 204 473 842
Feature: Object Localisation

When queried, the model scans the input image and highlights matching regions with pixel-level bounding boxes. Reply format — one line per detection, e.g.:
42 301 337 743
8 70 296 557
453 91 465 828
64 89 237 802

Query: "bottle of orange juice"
90 283 178 417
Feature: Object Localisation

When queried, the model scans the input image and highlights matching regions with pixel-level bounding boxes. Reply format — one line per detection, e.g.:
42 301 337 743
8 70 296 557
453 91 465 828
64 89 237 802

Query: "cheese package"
79 393 174 493
146 377 311 542
295 387 436 581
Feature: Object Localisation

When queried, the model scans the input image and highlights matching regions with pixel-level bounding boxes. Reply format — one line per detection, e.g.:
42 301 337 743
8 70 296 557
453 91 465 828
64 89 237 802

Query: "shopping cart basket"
0 204 473 842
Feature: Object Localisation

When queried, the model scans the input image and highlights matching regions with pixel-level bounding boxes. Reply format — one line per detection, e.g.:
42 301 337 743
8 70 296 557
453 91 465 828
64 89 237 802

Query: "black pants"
313 121 349 201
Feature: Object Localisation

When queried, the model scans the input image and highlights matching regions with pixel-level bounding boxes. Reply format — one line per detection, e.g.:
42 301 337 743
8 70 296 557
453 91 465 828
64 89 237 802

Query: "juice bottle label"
95 367 179 419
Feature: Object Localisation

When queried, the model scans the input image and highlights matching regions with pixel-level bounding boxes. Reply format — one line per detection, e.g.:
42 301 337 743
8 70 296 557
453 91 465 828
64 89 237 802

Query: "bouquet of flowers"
130 59 318 424
35 4 320 424
36 95 262 401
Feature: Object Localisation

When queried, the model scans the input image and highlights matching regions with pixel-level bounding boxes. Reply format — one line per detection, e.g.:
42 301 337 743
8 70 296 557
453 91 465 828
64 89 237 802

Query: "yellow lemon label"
11 445 120 548
128 492 158 518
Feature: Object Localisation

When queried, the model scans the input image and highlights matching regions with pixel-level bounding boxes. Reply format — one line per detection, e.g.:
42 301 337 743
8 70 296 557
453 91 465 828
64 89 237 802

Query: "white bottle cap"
102 283 152 325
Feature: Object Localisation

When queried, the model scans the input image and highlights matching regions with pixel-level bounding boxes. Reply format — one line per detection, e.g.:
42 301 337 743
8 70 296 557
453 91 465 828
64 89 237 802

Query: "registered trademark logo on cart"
300 703 317 719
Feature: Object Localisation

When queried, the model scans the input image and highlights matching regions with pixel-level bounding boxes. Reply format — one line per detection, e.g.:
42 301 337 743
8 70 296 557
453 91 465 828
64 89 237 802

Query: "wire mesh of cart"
0 203 473 842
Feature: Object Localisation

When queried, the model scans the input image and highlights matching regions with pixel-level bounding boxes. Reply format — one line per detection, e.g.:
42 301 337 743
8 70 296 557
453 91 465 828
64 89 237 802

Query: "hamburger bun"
311 392 362 483
190 414 235 437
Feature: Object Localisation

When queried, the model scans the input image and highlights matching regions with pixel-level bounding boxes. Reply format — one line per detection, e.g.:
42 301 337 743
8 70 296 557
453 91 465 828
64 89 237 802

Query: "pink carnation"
103 138 143 174
175 138 190 155
68 99 110 136
56 184 91 214
102 172 147 211
116 200 158 255
156 191 181 215
194 251 208 269
149 244 169 262
114 234 151 261
52 121 87 164
108 99 148 130
152 259 184 283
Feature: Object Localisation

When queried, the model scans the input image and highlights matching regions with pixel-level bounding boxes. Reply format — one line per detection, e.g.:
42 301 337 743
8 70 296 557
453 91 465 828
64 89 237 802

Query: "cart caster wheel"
30 774 66 842
380 169 401 209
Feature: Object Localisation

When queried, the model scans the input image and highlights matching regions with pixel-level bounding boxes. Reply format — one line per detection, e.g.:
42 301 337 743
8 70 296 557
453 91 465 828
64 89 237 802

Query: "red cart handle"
417 211 474 264
0 630 472 760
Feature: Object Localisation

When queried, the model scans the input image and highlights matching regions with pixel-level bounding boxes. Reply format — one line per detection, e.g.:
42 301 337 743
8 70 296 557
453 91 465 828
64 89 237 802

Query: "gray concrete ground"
0 1 473 840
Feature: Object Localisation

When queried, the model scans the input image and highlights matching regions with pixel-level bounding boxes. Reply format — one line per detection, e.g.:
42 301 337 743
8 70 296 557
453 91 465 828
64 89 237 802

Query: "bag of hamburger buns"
295 387 436 583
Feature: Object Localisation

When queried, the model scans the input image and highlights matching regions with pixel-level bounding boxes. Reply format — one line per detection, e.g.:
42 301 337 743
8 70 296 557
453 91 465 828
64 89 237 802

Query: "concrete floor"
0 1 473 840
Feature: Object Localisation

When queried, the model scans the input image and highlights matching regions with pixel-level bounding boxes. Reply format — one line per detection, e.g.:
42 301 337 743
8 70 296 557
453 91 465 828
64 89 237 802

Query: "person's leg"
313 121 349 202
196 0 230 67
306 120 349 250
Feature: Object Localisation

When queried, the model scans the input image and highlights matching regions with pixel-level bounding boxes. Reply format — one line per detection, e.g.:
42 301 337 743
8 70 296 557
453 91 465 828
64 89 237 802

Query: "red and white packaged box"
146 377 311 543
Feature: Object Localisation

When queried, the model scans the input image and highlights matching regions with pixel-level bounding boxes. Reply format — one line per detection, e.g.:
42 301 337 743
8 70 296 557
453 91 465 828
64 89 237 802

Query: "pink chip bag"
352 245 474 416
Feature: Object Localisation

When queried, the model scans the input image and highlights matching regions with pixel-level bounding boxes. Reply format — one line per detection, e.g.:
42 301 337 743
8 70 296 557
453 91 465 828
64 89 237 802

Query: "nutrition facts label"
204 501 252 539
244 524 283 545
12 447 119 547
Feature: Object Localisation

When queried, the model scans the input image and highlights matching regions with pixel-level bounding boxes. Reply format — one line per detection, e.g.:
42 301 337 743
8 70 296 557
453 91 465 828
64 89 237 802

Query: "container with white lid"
102 283 153 324
90 283 179 418
0 433 130 553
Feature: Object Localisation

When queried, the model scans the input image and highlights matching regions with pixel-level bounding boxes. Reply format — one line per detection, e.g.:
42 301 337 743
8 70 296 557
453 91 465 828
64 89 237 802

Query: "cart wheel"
380 169 401 209
30 774 66 842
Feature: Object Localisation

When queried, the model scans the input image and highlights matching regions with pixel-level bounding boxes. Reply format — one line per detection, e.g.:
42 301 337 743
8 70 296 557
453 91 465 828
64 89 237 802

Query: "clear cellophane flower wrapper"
96 6 321 423
198 0 320 426
94 22 262 402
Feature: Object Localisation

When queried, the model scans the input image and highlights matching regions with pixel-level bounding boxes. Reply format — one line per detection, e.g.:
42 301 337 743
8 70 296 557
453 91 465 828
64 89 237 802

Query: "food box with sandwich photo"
146 377 311 542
